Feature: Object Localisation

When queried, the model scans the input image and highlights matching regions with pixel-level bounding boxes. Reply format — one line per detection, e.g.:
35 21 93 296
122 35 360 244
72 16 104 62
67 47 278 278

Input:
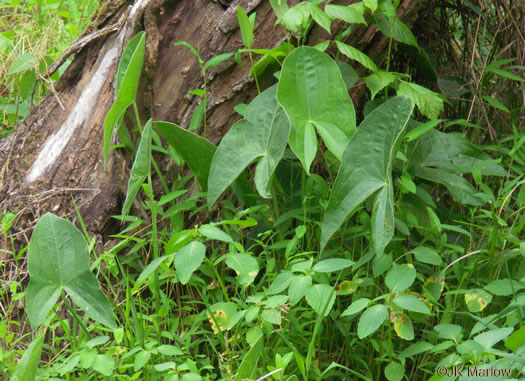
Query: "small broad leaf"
122 119 152 216
312 258 354 273
226 253 259 286
412 246 442 265
237 7 254 48
208 85 290 206
358 304 388 339
10 333 45 381
198 224 233 243
397 80 443 120
133 350 151 372
282 2 311 33
336 41 378 72
325 4 366 25
465 289 492 312
277 46 356 173
156 121 216 191
474 328 513 349
269 271 294 295
103 32 145 167
305 284 336 317
365 70 398 99
26 213 115 329
307 3 331 33
374 12 418 47
385 362 405 381
393 294 430 314
189 99 206 131
288 275 312 305
92 354 115 376
208 302 238 332
409 129 506 206
175 241 206 285
434 324 462 341
205 52 234 69
484 279 524 296
341 298 370 316
392 312 414 340
385 264 416 293
321 97 413 253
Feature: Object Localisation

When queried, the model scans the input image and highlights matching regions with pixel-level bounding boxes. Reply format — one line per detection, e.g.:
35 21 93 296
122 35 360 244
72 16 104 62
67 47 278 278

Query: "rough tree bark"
0 0 424 252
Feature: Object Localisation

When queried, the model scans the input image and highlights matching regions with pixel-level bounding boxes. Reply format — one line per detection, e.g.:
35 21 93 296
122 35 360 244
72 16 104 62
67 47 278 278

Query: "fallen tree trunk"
0 0 423 252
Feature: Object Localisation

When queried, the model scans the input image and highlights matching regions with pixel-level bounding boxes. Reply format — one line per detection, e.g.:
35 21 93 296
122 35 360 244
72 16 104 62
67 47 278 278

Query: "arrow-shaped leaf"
277 46 356 173
208 85 290 206
26 213 115 329
321 96 413 253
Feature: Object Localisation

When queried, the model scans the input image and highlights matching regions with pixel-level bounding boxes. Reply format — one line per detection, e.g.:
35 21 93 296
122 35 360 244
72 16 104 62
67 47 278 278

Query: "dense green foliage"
0 0 99 136
2 0 525 380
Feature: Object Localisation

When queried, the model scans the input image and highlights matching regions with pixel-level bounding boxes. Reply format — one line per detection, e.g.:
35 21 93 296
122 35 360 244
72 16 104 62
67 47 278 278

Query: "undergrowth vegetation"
0 0 99 136
2 0 525 380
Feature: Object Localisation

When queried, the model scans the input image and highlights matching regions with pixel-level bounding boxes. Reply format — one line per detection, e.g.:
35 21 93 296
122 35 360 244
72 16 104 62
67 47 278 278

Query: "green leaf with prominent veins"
321 96 413 253
208 85 290 206
26 213 115 329
365 70 399 99
325 4 367 25
335 41 378 72
397 80 443 119
277 46 356 173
